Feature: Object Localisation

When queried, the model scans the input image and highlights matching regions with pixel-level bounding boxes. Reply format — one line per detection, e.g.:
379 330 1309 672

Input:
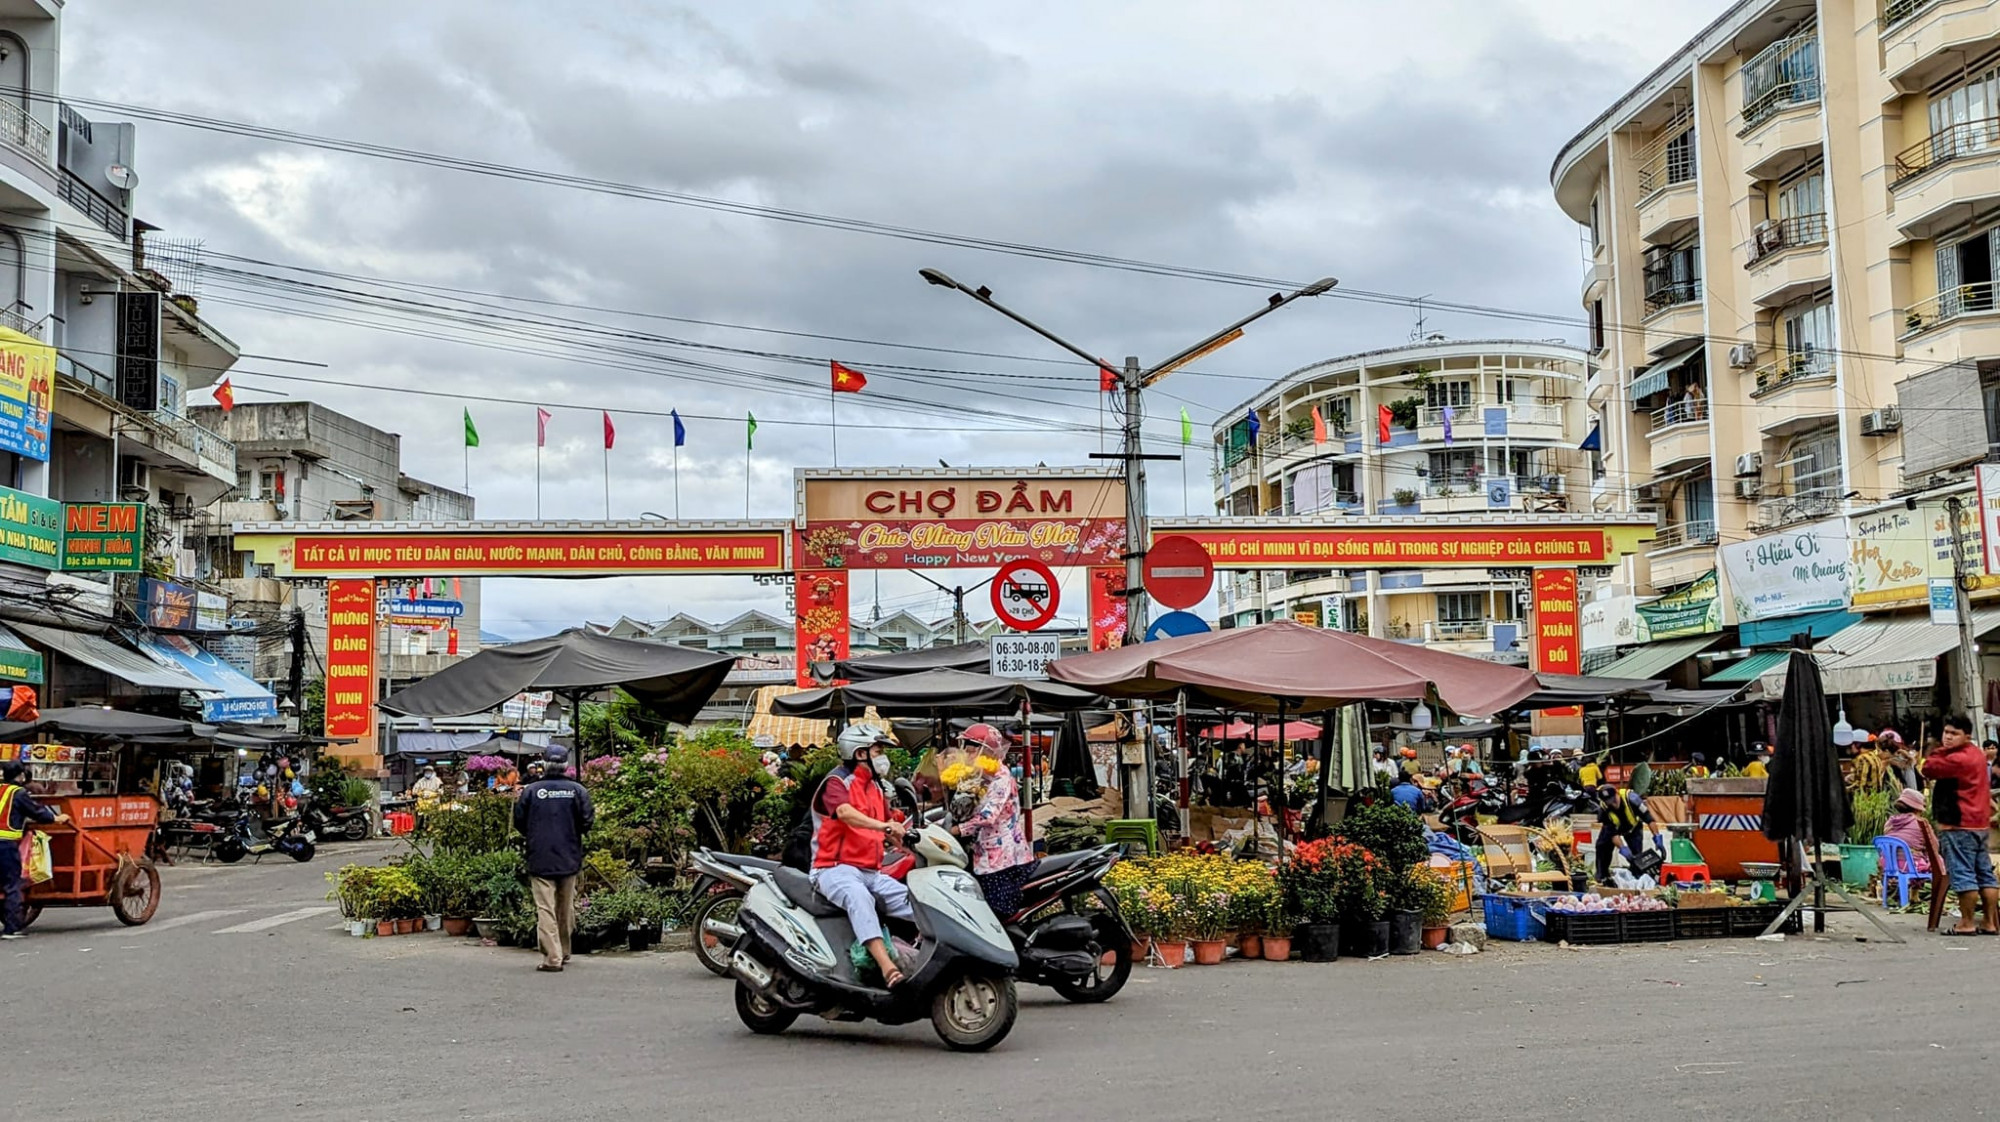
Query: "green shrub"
1335 802 1428 871
418 792 517 854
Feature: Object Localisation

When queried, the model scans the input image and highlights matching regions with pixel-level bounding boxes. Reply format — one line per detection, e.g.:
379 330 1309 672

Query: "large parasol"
379 629 734 724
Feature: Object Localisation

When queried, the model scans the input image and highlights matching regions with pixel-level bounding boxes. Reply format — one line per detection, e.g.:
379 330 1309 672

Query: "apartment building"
1209 338 1593 658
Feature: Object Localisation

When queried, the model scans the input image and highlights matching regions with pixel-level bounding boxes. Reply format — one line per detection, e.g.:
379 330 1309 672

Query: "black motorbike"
303 800 374 842
988 844 1132 1003
202 805 315 864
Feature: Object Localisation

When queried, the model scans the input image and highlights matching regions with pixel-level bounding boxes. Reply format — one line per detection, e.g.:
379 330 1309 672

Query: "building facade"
1209 339 1593 658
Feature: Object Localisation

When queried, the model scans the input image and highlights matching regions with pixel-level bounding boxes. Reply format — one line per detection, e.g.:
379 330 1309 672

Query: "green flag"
463 407 480 448
746 411 758 450
1180 407 1192 446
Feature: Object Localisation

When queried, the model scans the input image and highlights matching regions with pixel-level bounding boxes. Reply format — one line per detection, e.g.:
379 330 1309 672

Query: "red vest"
812 766 886 871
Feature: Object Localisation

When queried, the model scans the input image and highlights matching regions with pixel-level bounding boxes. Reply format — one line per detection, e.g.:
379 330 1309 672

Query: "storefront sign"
1636 570 1722 640
0 642 42 684
0 484 60 569
1089 566 1126 651
385 598 464 618
140 578 196 629
324 579 377 745
1929 578 1960 626
797 470 1124 570
59 502 144 572
238 527 788 577
196 591 228 630
0 324 52 462
1580 592 1642 653
794 570 849 688
1719 519 1849 623
1848 501 1965 609
1166 525 1637 569
204 632 257 677
1533 569 1582 717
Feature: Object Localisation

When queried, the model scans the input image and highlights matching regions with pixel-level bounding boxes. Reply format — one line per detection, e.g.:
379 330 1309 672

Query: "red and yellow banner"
1089 566 1126 651
795 570 850 687
797 519 1122 570
1170 527 1621 569
324 579 377 746
243 530 787 577
1533 569 1582 717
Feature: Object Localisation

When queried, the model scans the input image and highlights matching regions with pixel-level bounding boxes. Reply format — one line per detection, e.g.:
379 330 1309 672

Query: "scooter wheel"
288 840 316 863
734 980 798 1035
931 971 1017 1052
212 837 246 864
343 816 371 842
692 890 743 978
1050 919 1133 1004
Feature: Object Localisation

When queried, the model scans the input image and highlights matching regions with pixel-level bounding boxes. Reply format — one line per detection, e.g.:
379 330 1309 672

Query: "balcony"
57 167 126 239
1746 218 1831 308
146 411 237 484
1641 291 1703 357
1646 401 1712 469
1637 181 1699 244
1415 402 1565 444
1883 1 2000 94
1650 519 1719 552
1646 519 1719 587
1889 118 2000 241
0 98 49 163
1899 281 2000 366
1755 492 1842 530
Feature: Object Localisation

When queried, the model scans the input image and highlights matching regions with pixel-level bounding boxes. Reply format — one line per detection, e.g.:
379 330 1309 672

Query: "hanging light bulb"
1411 702 1434 731
1832 703 1854 747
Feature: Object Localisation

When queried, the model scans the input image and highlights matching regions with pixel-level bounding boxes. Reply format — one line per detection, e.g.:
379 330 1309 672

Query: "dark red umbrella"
1047 619 1537 716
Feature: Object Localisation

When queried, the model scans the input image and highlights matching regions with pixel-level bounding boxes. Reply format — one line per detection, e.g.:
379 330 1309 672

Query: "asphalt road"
7 846 1991 1121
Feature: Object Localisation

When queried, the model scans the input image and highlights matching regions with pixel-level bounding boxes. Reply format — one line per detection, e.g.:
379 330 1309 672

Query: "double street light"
919 268 1336 642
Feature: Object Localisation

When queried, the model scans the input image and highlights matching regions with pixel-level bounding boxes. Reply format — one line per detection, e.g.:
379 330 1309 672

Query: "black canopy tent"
378 629 734 725
0 707 215 741
772 668 1101 717
812 641 989 683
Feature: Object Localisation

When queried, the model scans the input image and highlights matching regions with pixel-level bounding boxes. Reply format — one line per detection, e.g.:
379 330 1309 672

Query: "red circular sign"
991 559 1060 632
1144 534 1215 610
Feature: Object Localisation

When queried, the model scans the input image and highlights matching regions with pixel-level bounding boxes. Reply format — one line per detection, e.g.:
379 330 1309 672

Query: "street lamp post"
919 269 1335 642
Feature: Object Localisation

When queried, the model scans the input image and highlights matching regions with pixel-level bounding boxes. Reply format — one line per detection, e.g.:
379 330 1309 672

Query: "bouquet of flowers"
937 748 1004 818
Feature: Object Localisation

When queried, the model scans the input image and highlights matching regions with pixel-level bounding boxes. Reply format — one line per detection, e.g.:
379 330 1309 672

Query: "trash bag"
25 832 52 884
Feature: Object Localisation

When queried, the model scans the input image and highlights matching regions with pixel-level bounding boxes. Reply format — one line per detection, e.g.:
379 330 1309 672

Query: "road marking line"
213 907 334 934
128 909 247 935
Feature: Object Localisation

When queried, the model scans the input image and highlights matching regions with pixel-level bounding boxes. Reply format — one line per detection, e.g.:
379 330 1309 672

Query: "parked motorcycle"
303 800 373 843
727 823 1019 1052
205 806 316 864
989 844 1131 1003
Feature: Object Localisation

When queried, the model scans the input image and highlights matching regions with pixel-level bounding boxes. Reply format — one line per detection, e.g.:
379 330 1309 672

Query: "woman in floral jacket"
949 723 1036 918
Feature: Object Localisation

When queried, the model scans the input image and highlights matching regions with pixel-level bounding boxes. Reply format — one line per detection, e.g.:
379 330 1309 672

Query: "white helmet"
836 725 876 762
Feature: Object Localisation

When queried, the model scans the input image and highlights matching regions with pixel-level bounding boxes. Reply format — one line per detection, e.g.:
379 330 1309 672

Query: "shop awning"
1629 348 1701 402
1755 609 2000 696
1706 650 1790 683
1595 635 1720 680
12 622 209 692
0 623 44 685
135 635 279 722
1737 609 1859 649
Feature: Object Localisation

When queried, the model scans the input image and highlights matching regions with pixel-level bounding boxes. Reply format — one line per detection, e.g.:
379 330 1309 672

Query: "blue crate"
1479 893 1547 942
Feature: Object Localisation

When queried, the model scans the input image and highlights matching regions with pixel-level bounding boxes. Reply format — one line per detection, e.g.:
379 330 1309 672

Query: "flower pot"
1837 843 1880 886
1237 933 1263 959
442 916 473 937
472 917 499 940
375 919 396 937
1130 937 1153 962
1389 910 1423 956
1421 926 1448 950
1191 938 1227 965
1369 920 1392 957
424 914 443 932
626 923 656 952
1153 939 1187 968
1260 936 1292 961
1296 922 1340 962
346 919 367 937
396 918 419 935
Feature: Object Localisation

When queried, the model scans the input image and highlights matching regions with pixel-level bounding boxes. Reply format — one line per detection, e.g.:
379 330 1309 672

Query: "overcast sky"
62 1 1726 640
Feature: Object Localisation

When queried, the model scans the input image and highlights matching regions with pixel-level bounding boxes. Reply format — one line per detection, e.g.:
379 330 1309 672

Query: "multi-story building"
191 400 481 686
1209 339 1593 657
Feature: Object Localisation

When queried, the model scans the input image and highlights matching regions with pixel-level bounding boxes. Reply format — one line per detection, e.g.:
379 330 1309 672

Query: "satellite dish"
105 164 137 190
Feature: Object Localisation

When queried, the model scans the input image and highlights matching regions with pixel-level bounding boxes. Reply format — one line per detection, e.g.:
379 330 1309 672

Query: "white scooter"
726 823 1021 1052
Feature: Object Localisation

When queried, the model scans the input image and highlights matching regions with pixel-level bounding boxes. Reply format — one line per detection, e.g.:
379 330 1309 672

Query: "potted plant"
373 866 424 935
1391 487 1420 509
1183 874 1232 965
1842 789 1892 885
1410 866 1455 949
325 865 380 937
1231 863 1275 959
1282 838 1368 962
1383 867 1426 956
1261 898 1296 961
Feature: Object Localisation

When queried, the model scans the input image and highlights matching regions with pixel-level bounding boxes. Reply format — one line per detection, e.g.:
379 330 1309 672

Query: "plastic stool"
1103 819 1161 856
1661 862 1711 886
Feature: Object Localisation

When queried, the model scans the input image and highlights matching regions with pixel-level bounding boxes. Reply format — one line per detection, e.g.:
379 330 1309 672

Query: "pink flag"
603 411 616 450
536 407 552 448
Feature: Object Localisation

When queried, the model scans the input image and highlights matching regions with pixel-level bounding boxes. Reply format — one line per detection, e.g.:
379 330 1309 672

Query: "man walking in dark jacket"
512 749 594 972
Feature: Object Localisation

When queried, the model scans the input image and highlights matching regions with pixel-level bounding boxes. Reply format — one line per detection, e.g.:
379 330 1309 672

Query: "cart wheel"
111 859 162 926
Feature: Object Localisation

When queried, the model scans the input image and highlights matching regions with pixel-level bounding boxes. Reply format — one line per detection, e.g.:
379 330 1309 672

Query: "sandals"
1942 928 1982 937
882 966 907 988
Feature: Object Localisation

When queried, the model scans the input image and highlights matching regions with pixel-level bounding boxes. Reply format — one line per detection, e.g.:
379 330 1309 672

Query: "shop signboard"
140 578 196 629
1533 569 1582 717
1580 592 1642 653
204 632 257 677
385 598 464 619
1981 465 2000 575
0 323 53 462
794 570 849 688
59 502 144 572
0 484 60 569
1718 518 1849 623
235 524 789 578
324 579 377 747
1848 501 1967 609
1163 523 1646 569
1635 570 1722 641
796 469 1124 570
195 591 228 630
0 641 42 684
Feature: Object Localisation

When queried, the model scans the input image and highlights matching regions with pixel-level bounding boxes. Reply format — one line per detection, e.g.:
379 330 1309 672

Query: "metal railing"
1650 519 1719 551
1431 620 1489 641
1901 281 2000 336
58 167 127 238
1752 354 1833 395
0 98 50 161
0 305 38 338
1893 116 2000 186
1741 77 1821 134
1423 477 1483 497
1635 111 1697 195
148 410 238 475
1291 490 1361 515
56 352 114 396
1644 279 1701 313
1649 399 1709 430
1883 0 1936 33
1746 212 1828 266
1757 492 1841 527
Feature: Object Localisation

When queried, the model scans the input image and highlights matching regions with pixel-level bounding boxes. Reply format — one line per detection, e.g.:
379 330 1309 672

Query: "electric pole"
1947 494 1986 732
1121 355 1149 642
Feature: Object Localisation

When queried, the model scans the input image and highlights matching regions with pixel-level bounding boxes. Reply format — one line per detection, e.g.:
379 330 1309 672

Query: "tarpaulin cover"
378 629 734 724
1045 619 1538 717
773 667 1101 717
1198 720 1321 742
0 706 214 741
814 641 989 682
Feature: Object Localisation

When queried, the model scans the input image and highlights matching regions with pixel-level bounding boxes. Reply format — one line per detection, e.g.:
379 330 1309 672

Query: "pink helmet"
958 723 1005 754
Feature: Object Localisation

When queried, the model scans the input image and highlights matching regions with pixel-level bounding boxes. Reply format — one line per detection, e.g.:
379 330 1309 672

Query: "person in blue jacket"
512 749 594 972
2 760 70 939
1390 773 1430 813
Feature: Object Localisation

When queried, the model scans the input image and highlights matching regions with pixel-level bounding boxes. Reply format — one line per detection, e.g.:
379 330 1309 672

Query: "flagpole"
744 449 750 518
673 444 680 519
536 441 542 519
603 440 610 520
831 383 839 467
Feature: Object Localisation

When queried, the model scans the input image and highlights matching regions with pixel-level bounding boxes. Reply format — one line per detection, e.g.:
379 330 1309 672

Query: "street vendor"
1686 753 1711 780
1883 788 1934 873
411 766 444 802
1592 784 1664 883
1743 745 1771 778
1 760 71 940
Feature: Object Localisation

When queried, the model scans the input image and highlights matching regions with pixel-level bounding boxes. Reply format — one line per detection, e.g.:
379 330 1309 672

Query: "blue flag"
1246 408 1261 442
1579 424 1602 453
1441 405 1455 446
672 409 686 447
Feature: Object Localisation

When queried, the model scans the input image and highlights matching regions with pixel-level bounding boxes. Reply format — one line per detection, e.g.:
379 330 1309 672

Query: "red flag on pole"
830 361 868 393
1377 404 1393 446
603 411 615 449
213 378 235 413
1311 405 1327 445
537 407 552 447
1099 366 1118 392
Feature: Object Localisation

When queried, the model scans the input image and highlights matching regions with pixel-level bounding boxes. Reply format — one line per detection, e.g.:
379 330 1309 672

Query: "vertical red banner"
324 579 378 747
795 570 850 687
1089 566 1126 651
1533 568 1581 717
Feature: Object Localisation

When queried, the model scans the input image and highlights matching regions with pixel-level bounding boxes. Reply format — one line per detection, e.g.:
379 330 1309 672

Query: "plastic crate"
1619 910 1677 943
1479 893 1547 942
1672 908 1732 940
1727 902 1802 936
1541 910 1622 945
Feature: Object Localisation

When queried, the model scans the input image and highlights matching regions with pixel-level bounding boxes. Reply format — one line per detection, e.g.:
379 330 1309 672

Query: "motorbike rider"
813 726 915 987
946 723 1036 919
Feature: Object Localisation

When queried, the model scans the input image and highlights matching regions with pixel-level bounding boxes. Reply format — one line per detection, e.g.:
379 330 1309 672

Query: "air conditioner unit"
1735 451 1763 477
1860 406 1903 436
1543 475 1567 495
1734 478 1763 500
117 456 150 492
1728 343 1758 369
1635 481 1664 504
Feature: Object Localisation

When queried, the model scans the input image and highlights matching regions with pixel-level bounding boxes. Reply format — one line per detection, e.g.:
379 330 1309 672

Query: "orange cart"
20 794 163 929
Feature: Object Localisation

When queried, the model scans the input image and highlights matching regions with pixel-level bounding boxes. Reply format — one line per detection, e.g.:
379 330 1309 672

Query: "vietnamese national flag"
214 378 235 413
602 411 615 450
1377 404 1393 445
1311 405 1327 445
831 361 868 393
